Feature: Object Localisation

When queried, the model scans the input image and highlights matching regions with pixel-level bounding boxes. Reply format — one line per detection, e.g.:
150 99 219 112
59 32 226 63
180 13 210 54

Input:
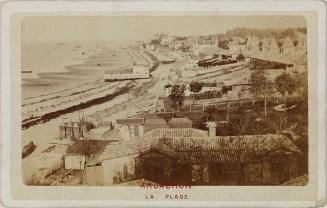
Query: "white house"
65 155 86 170
281 36 296 60
104 65 150 81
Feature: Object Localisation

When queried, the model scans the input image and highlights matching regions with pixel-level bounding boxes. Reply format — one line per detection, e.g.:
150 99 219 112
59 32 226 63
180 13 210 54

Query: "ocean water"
21 41 131 99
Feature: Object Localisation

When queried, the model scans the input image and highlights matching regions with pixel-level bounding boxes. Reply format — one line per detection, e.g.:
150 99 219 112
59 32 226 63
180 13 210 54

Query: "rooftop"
116 118 145 125
144 116 167 125
282 36 295 48
92 134 302 165
66 140 115 156
168 117 193 124
143 128 208 138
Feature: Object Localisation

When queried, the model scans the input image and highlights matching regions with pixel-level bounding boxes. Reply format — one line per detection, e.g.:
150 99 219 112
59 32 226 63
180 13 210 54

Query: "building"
143 115 169 132
87 134 302 185
245 35 260 54
260 38 271 52
236 53 246 62
157 96 173 112
88 126 116 140
281 36 296 59
269 37 280 55
59 121 93 140
296 35 307 54
168 117 193 128
104 65 150 82
93 120 113 128
294 53 308 73
64 140 113 170
116 118 145 140
184 59 199 69
227 40 247 54
143 128 209 139
192 36 219 56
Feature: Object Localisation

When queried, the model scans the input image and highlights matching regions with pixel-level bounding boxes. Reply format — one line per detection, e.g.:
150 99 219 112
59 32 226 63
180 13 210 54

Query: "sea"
21 41 132 99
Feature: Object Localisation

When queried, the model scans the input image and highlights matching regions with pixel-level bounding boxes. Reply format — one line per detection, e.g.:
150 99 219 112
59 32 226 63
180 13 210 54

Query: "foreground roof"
92 134 302 165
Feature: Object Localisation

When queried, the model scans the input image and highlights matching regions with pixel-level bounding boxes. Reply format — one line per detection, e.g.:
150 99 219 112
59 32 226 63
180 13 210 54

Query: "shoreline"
21 52 169 185
22 49 159 130
22 83 134 130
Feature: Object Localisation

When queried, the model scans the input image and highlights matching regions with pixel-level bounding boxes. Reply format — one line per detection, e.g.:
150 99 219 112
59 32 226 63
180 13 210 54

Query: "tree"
294 72 308 102
275 72 296 109
168 84 186 111
228 113 251 135
205 106 217 121
189 81 203 93
248 69 273 117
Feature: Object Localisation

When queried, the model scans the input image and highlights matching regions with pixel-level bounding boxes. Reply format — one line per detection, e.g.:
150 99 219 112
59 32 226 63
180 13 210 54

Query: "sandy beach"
22 49 172 185
21 41 132 99
20 42 164 175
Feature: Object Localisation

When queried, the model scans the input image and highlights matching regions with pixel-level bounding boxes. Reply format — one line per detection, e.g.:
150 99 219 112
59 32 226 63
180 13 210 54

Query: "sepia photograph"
20 15 310 187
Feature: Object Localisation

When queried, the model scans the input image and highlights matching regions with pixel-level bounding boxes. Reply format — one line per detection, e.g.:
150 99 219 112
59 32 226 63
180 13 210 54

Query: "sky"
22 15 306 44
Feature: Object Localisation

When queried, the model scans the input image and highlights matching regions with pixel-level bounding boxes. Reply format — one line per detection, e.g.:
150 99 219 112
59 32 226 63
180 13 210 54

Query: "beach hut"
65 122 74 139
73 123 81 139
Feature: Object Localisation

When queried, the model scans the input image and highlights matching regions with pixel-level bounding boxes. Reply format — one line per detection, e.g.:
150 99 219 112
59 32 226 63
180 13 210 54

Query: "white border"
1 0 326 207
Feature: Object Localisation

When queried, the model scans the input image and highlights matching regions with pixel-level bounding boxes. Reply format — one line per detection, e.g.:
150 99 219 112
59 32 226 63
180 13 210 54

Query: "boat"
21 70 33 73
22 141 36 159
160 59 175 64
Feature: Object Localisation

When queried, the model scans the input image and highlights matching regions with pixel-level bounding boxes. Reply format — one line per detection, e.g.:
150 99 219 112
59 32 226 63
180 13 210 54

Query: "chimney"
206 122 217 137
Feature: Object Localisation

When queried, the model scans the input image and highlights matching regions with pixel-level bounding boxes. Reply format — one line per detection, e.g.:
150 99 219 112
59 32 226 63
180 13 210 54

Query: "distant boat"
22 141 36 159
21 70 39 79
160 59 175 64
